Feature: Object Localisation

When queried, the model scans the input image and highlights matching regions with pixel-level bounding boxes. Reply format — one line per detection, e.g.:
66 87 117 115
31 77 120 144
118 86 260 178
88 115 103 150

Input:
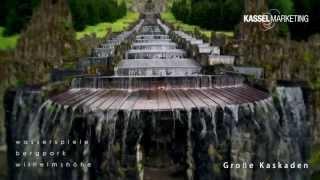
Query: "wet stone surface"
4 16 311 180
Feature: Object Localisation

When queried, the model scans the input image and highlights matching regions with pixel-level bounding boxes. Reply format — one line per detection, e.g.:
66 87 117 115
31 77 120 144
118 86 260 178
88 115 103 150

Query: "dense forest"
0 0 127 35
1 0 319 40
171 0 320 40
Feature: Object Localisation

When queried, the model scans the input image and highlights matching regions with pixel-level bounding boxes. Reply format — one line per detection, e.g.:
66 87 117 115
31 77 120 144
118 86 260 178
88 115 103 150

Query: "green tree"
190 1 213 29
68 0 88 30
172 0 243 31
223 0 243 30
1 0 128 34
86 0 100 25
173 0 190 23
119 1 128 18
99 0 111 22
4 0 40 35
269 0 294 15
290 0 320 40
0 0 8 26
269 0 294 35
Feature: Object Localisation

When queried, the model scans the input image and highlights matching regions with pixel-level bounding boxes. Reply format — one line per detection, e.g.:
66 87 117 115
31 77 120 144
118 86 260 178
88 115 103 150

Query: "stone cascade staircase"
115 21 201 76
63 18 268 112
164 19 265 79
170 29 235 66
77 20 144 73
46 18 271 180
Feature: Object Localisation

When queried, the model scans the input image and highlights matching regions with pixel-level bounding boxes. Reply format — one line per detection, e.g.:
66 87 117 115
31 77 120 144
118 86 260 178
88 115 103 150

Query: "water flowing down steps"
46 19 271 180
52 18 270 111
6 14 310 180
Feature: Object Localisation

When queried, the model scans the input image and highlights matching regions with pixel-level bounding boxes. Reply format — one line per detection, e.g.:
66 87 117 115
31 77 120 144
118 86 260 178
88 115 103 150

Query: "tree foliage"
290 0 320 40
171 0 243 31
65 0 127 31
0 0 128 35
171 0 320 39
1 0 41 35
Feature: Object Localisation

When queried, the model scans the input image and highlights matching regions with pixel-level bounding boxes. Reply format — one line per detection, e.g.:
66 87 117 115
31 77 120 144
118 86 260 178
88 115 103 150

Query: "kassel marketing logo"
243 9 309 31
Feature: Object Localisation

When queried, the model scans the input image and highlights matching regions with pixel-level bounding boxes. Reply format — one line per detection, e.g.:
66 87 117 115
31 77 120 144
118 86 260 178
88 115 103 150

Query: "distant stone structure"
133 0 166 14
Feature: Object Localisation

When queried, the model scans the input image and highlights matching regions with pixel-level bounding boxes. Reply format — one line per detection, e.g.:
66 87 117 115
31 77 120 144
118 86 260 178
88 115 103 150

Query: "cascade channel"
4 15 311 180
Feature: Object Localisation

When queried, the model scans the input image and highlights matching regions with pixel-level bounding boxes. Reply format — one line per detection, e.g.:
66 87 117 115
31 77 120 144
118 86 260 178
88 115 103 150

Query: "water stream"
4 16 311 180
